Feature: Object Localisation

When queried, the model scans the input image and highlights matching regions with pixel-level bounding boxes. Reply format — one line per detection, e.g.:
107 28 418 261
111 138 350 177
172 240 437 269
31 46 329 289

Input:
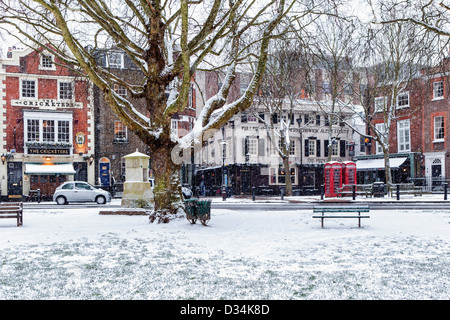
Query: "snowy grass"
0 206 449 300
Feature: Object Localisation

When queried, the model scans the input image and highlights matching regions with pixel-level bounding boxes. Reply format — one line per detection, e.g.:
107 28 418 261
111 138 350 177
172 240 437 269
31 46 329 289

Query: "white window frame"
308 139 316 157
269 167 297 185
433 116 445 142
20 79 37 99
39 52 56 71
171 119 178 137
107 52 124 69
23 111 73 154
397 92 410 109
58 80 73 100
113 84 127 98
397 119 411 153
433 81 444 100
248 138 257 156
114 120 128 141
375 123 387 155
374 96 386 113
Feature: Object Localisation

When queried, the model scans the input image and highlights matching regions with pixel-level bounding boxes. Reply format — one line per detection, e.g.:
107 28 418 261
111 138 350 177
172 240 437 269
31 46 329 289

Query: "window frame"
39 52 56 71
397 119 411 153
114 120 128 141
58 81 73 100
21 79 37 99
397 92 410 109
432 81 444 101
433 116 445 142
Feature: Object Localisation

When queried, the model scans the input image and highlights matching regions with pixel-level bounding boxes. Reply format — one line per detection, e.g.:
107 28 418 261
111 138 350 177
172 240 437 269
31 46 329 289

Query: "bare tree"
304 10 360 162
0 0 298 222
347 6 438 186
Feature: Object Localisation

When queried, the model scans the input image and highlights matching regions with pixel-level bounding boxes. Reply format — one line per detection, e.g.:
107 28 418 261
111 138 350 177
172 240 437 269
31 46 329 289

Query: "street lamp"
221 127 227 201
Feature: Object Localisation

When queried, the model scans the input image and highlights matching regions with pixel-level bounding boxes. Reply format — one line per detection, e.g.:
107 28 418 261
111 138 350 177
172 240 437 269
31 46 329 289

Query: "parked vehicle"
53 181 112 205
149 178 193 199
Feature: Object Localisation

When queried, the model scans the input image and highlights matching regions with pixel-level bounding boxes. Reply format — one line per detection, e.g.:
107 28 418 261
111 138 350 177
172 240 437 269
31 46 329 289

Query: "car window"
61 183 74 190
75 183 92 190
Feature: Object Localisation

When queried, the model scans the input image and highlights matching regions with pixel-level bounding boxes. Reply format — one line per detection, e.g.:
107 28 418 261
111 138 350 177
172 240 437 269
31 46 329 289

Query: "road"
22 200 450 210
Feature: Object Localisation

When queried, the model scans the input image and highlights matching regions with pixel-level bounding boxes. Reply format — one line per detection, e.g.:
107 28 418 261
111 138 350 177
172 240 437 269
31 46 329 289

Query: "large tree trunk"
148 137 185 223
283 157 292 196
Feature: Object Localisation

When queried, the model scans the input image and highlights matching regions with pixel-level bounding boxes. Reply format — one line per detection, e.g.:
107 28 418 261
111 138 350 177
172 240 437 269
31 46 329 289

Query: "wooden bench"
0 202 23 227
337 184 373 198
388 183 422 197
313 205 370 228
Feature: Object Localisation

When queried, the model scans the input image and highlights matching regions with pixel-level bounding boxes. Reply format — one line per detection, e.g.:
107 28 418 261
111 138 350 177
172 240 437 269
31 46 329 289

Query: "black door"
7 162 23 200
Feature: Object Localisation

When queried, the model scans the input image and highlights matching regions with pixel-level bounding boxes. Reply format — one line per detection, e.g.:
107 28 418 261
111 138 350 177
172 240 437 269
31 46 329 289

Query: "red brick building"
361 59 450 189
0 46 94 200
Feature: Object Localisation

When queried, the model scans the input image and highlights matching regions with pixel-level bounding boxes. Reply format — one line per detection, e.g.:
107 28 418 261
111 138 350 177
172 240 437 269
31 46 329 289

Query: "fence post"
444 183 448 200
352 184 356 200
252 186 255 201
396 184 400 200
320 185 324 200
281 188 284 200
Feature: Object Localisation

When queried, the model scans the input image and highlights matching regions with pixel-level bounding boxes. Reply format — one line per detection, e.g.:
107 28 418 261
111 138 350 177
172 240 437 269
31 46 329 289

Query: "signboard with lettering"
11 99 83 109
28 147 71 155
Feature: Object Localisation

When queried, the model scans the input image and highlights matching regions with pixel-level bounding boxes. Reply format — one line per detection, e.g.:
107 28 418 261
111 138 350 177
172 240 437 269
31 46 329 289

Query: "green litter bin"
184 199 211 225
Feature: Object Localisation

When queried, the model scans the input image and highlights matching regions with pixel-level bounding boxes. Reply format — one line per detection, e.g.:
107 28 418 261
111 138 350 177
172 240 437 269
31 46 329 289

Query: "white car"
53 181 112 205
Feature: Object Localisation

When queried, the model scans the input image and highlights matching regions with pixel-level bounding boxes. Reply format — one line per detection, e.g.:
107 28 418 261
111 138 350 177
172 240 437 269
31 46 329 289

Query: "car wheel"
96 195 106 204
56 196 67 205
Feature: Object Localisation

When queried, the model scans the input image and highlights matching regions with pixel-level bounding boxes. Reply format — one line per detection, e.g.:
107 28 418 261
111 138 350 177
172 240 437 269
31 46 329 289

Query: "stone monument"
121 150 153 208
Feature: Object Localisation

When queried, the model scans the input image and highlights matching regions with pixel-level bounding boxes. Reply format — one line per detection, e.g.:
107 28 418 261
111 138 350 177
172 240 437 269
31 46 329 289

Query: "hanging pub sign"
76 132 85 148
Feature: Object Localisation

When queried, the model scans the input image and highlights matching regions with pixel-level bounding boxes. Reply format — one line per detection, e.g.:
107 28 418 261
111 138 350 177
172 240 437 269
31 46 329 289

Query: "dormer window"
107 52 124 69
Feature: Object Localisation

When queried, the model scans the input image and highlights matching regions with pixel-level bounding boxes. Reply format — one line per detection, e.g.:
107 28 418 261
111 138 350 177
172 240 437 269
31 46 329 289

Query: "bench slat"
313 216 370 219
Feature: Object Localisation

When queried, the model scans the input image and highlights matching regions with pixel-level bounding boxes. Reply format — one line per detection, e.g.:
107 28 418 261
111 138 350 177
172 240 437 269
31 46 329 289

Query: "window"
332 141 339 156
375 123 387 154
374 97 386 113
21 80 36 98
171 119 178 137
108 52 124 69
42 120 55 142
58 121 70 142
24 111 73 153
41 55 53 69
114 121 127 140
59 82 73 100
434 116 445 141
39 53 55 70
62 183 74 190
308 139 316 157
248 138 257 155
322 82 331 94
433 81 444 100
316 115 321 126
269 167 297 185
397 119 411 152
397 92 409 108
289 141 295 156
113 84 127 98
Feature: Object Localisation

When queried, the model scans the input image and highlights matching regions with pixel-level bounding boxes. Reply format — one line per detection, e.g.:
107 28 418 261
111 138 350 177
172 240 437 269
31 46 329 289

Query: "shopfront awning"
356 157 407 171
25 163 76 175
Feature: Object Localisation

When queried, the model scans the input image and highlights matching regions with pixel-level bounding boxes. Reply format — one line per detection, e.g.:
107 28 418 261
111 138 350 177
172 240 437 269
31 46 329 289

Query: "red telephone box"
343 161 357 185
324 162 343 197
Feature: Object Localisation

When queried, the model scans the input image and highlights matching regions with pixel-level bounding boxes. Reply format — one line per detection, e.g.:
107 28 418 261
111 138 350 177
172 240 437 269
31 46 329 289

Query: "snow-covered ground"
0 197 449 300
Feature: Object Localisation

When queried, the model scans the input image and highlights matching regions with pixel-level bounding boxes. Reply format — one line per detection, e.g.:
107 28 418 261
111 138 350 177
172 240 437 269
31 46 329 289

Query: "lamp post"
221 127 227 201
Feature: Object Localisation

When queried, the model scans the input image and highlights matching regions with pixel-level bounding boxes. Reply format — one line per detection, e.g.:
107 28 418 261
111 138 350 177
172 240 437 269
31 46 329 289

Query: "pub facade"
0 46 95 201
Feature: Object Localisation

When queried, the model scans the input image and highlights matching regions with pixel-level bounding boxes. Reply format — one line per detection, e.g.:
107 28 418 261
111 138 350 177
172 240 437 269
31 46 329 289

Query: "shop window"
269 167 297 185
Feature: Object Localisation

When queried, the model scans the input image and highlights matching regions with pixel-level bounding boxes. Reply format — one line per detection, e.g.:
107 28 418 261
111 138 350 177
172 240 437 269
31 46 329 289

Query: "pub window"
59 82 73 100
58 121 70 142
27 119 40 142
21 80 36 98
41 55 53 69
42 120 55 142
